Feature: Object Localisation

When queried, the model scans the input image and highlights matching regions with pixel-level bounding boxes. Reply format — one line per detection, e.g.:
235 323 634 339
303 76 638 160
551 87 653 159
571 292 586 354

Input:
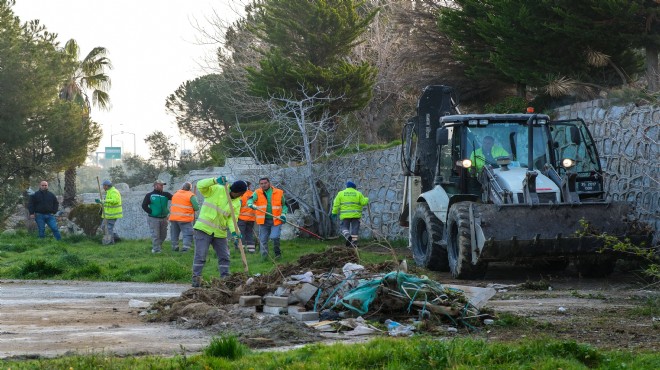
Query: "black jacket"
28 190 59 215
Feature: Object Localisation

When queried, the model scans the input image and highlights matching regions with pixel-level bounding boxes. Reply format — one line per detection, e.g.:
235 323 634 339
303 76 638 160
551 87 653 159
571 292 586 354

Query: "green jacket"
332 188 369 220
193 177 240 237
102 186 123 219
470 145 509 171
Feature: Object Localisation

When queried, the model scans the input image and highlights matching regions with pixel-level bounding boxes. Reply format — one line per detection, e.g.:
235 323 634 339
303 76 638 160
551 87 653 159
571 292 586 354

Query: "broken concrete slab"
239 295 262 307
444 284 496 310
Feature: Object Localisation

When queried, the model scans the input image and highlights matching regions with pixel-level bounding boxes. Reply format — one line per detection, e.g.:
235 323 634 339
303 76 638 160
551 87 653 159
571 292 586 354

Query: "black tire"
447 202 488 279
576 255 616 277
410 203 449 271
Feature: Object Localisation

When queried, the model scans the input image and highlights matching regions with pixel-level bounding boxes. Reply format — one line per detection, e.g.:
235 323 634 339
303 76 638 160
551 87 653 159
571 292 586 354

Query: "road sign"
105 147 122 159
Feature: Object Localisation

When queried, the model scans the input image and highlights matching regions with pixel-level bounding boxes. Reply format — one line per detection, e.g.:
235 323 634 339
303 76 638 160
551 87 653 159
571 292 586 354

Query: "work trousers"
237 219 255 246
101 219 119 243
35 213 61 240
258 218 281 257
192 229 230 278
147 216 168 252
341 218 360 243
170 220 193 251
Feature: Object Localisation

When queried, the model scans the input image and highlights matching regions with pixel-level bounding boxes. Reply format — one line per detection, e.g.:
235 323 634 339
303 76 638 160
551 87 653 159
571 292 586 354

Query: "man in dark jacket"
141 180 173 253
28 180 62 240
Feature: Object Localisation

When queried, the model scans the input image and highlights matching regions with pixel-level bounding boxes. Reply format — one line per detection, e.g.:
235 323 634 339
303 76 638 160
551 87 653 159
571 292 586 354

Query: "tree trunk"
63 166 77 208
646 44 659 93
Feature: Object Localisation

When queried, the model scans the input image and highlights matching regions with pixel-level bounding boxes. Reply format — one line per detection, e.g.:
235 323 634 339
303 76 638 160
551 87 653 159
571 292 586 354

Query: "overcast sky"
12 0 240 158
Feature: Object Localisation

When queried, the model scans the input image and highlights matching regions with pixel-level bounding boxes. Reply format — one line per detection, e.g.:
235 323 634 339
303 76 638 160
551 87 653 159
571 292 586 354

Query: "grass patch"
631 296 660 316
3 337 659 369
0 233 402 283
204 335 248 359
520 279 551 290
494 312 536 327
15 259 64 278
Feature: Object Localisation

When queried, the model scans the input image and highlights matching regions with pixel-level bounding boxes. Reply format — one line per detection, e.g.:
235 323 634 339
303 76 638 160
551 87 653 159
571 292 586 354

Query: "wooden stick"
224 183 249 273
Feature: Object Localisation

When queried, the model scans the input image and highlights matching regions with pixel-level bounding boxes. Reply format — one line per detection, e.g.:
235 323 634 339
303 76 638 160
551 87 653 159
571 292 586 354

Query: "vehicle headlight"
562 158 575 168
456 159 472 168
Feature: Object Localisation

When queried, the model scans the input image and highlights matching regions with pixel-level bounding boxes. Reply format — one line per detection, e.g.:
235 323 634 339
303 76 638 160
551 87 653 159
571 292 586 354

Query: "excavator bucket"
472 202 652 260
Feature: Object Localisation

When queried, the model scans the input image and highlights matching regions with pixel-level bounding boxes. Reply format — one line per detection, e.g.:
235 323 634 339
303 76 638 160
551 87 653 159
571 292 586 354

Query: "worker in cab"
470 135 509 172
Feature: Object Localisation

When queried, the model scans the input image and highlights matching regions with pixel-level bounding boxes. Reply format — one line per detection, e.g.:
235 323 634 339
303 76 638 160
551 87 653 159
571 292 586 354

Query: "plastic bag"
384 319 414 337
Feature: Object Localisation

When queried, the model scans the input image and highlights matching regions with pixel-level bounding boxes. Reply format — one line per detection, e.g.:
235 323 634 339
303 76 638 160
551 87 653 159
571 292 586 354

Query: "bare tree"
230 85 357 236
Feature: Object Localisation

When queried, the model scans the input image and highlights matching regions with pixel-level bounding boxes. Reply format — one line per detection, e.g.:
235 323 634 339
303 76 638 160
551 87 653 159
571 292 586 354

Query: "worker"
191 177 247 287
95 179 123 243
247 177 288 260
470 135 509 171
141 180 174 254
331 181 369 247
27 180 62 241
237 181 256 253
168 182 199 252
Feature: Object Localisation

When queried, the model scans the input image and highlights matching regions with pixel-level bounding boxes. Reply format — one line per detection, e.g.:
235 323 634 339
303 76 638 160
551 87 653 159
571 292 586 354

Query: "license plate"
578 181 600 192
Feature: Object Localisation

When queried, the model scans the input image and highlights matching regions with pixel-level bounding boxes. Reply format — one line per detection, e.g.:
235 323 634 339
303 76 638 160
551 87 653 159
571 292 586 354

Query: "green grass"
0 233 401 283
3 337 659 369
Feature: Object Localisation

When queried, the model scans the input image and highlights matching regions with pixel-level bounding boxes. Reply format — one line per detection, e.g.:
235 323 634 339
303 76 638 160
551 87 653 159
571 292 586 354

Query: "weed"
494 312 535 327
204 335 248 359
631 297 660 317
520 279 550 290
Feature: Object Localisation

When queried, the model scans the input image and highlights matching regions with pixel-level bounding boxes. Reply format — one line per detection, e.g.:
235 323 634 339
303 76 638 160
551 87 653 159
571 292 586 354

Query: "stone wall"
7 101 656 244
554 101 659 243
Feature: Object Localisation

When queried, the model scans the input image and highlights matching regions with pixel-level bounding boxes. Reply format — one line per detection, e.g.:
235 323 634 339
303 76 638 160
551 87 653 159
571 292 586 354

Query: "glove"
231 231 241 239
279 215 287 223
95 199 102 204
249 204 257 210
331 214 337 220
216 176 227 185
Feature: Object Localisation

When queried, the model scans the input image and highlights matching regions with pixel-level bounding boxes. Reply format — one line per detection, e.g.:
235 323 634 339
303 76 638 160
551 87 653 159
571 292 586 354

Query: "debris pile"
147 247 496 347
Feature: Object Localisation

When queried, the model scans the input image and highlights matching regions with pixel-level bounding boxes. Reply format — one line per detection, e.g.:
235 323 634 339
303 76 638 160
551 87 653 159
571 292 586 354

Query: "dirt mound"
147 247 387 348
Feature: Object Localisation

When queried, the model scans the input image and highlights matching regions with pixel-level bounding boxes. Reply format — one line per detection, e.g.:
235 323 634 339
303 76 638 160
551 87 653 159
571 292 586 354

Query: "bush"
68 204 103 236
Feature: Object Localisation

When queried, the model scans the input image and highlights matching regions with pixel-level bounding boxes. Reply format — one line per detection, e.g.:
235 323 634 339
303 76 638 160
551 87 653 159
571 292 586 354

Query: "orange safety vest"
238 190 255 221
169 189 195 222
254 187 283 225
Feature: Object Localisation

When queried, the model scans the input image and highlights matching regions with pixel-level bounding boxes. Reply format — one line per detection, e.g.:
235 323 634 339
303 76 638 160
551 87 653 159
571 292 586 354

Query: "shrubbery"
68 204 102 236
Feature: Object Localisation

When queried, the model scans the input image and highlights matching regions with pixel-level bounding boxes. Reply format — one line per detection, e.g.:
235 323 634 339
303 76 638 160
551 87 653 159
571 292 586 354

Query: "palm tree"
60 39 112 207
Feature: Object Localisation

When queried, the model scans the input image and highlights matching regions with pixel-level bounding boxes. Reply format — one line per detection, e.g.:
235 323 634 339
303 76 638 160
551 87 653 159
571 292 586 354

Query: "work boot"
192 276 201 288
172 246 179 252
181 246 191 252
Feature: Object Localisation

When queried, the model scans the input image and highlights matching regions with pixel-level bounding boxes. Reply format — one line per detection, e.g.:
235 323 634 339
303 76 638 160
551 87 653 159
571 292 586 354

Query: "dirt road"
0 280 212 359
1 263 658 359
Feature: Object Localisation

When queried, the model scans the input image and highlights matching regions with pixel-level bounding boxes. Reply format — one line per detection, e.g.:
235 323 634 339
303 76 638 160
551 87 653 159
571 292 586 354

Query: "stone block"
238 306 257 314
293 283 318 306
263 305 287 315
288 306 304 315
292 310 319 322
264 295 289 307
239 295 262 307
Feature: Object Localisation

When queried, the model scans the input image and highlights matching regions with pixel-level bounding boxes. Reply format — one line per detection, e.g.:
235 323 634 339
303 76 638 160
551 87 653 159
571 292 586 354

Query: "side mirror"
436 128 448 145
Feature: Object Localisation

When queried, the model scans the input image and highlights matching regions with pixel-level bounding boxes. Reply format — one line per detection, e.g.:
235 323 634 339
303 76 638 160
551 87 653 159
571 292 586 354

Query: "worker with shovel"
331 181 369 247
191 177 247 288
246 177 288 260
95 180 123 244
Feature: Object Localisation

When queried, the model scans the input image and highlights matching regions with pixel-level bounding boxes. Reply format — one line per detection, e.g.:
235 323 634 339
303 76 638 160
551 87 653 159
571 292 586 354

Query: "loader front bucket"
472 202 652 260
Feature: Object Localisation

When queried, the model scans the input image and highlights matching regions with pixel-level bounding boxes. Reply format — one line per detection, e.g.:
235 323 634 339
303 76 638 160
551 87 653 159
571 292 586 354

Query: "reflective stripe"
203 201 229 217
196 217 218 229
174 204 194 210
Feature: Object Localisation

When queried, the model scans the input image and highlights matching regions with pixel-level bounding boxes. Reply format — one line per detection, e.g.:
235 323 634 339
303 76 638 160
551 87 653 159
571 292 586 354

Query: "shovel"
96 177 113 245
